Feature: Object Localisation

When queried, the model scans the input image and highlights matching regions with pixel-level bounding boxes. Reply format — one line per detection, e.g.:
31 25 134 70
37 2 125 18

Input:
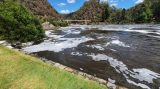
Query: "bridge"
63 20 91 24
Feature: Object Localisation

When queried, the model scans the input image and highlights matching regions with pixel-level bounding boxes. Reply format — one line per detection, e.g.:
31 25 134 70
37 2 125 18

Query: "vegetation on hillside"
127 0 153 23
48 19 69 27
0 45 107 89
150 0 160 22
0 0 44 42
19 0 69 27
19 0 61 20
67 0 160 24
67 0 109 22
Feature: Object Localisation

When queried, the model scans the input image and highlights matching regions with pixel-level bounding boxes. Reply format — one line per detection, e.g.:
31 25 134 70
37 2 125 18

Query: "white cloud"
100 0 108 3
108 0 118 7
110 0 118 3
58 3 66 6
110 3 118 7
60 9 70 14
135 0 144 4
67 0 76 3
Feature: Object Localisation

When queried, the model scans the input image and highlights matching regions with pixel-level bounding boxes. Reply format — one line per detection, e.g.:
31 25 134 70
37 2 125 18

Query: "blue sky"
48 0 144 14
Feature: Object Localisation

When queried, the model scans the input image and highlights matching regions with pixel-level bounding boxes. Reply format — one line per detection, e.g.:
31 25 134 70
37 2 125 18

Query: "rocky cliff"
20 0 61 19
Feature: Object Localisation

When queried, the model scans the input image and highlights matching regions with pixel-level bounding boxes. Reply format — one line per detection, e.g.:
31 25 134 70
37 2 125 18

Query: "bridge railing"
63 20 91 24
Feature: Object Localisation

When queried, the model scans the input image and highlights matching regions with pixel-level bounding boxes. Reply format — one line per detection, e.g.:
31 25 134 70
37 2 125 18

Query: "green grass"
0 45 107 89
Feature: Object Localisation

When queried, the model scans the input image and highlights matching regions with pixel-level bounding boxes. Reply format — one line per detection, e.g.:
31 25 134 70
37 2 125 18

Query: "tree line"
67 0 160 24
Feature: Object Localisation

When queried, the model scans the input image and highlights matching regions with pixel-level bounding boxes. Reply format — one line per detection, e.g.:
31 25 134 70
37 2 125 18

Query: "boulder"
42 22 55 30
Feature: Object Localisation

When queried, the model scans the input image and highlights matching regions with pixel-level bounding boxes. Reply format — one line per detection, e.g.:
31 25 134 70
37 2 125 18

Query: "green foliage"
152 1 160 22
0 0 44 42
19 0 61 20
67 0 160 24
108 7 122 24
101 3 110 22
130 3 153 23
48 19 68 27
120 9 128 23
67 0 110 22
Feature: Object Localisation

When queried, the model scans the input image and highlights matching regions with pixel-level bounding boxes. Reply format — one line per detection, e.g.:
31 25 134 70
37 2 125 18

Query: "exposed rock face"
42 22 55 30
20 0 61 19
67 0 106 22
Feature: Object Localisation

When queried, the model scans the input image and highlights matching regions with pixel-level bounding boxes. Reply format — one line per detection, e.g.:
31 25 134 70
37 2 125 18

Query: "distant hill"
66 0 109 22
19 0 61 20
67 0 160 23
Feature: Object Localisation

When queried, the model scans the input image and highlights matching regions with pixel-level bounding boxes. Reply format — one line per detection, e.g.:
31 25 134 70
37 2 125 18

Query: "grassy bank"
0 45 107 89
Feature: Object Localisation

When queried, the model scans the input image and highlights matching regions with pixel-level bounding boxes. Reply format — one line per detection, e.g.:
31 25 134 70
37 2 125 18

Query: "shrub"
48 19 68 27
0 0 45 42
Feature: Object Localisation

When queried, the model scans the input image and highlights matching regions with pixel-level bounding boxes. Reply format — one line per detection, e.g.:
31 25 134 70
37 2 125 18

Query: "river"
22 24 160 89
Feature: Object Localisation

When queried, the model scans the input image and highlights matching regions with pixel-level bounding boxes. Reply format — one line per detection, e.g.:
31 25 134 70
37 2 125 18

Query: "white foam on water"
89 54 160 89
66 25 160 39
101 25 160 39
71 52 84 56
23 37 93 53
86 45 105 51
23 29 94 53
132 68 160 83
45 30 64 39
107 78 116 89
111 40 130 47
106 40 130 48
62 28 81 34
45 30 52 36
110 49 116 52
147 35 160 39
76 24 160 38
0 40 6 44
71 52 90 56
127 79 150 89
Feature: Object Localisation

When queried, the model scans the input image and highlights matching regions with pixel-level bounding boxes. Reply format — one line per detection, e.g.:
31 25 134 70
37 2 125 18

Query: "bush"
0 0 45 42
48 19 68 27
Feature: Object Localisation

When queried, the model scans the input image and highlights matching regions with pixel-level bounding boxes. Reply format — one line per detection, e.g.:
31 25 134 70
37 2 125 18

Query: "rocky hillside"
67 0 109 22
67 0 160 23
19 0 61 19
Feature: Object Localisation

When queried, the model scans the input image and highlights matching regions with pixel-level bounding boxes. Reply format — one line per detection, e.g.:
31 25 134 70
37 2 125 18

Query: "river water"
22 24 160 89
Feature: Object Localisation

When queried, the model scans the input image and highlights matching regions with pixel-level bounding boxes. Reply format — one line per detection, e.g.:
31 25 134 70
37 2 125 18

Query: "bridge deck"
64 20 91 22
64 20 91 24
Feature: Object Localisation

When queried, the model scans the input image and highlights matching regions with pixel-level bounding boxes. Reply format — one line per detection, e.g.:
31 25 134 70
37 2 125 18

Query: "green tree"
101 3 110 22
121 9 126 21
131 3 152 23
0 0 44 42
152 1 160 22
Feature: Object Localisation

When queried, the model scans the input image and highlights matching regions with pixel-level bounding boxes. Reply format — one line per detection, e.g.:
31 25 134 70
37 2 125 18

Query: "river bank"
0 45 108 89
0 40 127 89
